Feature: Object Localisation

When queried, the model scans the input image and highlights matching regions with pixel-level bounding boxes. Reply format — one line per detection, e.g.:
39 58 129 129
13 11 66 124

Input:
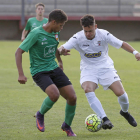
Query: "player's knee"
115 89 125 97
68 94 77 105
45 85 60 102
84 87 93 93
49 92 60 102
73 94 77 102
71 94 77 102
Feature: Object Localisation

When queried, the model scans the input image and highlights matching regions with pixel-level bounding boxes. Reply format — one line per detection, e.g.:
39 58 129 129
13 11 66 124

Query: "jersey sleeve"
19 30 38 52
63 34 78 50
25 19 31 31
106 32 123 49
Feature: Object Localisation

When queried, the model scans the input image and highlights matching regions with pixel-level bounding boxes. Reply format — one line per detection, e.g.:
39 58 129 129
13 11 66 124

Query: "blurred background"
0 0 140 41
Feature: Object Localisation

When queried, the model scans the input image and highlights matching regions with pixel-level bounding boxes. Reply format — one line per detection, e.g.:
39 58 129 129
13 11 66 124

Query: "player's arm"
55 49 63 70
16 30 38 84
15 48 27 84
58 46 70 56
21 19 31 42
21 29 29 42
106 31 140 61
121 42 140 61
58 34 78 55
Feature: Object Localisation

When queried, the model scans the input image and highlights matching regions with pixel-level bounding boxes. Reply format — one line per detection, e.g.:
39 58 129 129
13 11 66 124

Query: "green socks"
39 96 55 115
65 103 76 126
39 97 76 126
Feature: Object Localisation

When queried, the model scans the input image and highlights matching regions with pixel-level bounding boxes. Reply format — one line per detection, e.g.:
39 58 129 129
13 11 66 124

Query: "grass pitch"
0 41 140 140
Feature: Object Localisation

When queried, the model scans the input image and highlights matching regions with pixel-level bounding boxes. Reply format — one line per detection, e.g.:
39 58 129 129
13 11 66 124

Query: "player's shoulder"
27 17 36 22
96 28 110 37
43 18 48 21
30 26 41 34
73 30 85 40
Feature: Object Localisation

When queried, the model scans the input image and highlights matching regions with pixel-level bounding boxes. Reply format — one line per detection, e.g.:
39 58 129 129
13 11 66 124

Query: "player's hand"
63 49 70 56
58 46 70 56
21 37 25 42
18 75 27 84
59 61 64 71
135 53 140 61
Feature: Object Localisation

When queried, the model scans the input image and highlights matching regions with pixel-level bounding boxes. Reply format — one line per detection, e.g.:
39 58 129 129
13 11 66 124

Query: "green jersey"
25 17 48 31
19 26 60 76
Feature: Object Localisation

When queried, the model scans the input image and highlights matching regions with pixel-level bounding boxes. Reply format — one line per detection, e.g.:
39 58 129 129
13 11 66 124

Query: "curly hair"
49 9 68 23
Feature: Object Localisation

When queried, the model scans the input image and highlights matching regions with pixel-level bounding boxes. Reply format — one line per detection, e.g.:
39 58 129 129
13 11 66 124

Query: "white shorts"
80 68 121 90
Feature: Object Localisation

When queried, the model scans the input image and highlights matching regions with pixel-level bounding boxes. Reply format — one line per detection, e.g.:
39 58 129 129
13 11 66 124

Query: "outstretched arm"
121 42 140 61
55 49 63 70
15 48 27 84
58 46 71 56
21 29 29 42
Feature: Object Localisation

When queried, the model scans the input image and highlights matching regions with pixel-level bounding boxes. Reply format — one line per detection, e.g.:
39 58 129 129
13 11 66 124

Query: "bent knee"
83 87 94 93
70 94 77 102
45 85 60 102
82 82 97 93
47 91 60 102
50 93 60 102
68 94 77 105
115 89 125 97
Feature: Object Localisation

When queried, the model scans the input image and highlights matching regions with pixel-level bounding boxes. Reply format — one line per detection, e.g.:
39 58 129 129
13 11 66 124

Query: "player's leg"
80 68 108 119
52 67 76 136
109 81 137 127
33 72 60 132
99 68 137 127
36 84 59 132
59 85 77 137
82 81 107 119
109 80 128 111
81 81 113 129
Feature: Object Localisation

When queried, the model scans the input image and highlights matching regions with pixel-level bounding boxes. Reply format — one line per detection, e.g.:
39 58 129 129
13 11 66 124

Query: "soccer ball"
85 114 102 132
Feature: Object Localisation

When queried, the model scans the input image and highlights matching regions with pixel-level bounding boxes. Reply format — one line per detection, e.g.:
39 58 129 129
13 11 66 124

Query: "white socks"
85 92 129 118
85 92 106 119
118 92 129 112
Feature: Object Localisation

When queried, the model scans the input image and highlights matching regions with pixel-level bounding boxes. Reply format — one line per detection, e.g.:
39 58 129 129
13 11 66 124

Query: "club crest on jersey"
98 41 101 46
55 34 58 41
84 51 102 58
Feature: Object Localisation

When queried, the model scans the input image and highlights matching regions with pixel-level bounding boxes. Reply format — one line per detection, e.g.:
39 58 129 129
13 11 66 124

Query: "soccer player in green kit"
21 3 48 41
21 3 48 85
15 9 77 137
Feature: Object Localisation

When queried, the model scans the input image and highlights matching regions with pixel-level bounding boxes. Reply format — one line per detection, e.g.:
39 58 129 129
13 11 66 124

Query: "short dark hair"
48 9 68 23
80 15 95 27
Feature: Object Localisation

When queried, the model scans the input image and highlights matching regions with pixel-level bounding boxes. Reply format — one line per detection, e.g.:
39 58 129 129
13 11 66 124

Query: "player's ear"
51 20 57 25
95 24 97 29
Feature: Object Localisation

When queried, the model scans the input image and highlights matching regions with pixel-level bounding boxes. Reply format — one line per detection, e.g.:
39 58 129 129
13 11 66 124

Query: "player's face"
36 6 44 17
53 21 65 33
83 24 97 40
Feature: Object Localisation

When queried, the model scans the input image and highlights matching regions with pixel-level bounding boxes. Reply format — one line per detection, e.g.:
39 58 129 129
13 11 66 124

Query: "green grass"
0 41 140 140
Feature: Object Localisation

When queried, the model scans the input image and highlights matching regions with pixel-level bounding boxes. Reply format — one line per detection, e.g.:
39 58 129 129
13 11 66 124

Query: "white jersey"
63 28 123 70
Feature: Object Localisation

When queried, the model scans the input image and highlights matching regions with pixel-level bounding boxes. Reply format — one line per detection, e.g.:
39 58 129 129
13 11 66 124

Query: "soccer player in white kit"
58 15 140 129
